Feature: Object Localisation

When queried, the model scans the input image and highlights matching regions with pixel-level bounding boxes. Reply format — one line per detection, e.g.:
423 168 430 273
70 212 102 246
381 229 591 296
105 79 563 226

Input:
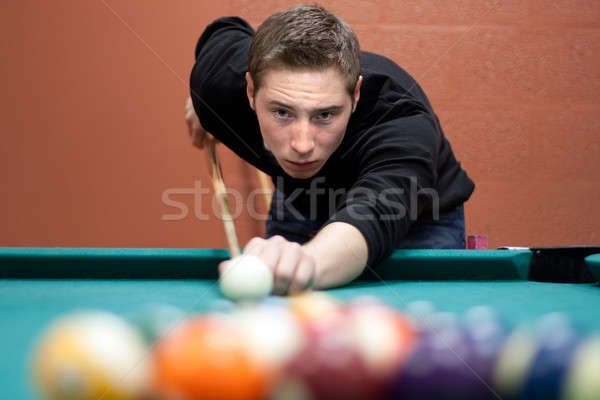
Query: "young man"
186 5 474 294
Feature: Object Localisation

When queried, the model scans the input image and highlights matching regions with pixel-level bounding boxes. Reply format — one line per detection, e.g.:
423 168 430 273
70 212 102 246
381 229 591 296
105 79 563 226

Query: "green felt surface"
3 279 600 399
1 247 598 399
586 253 600 282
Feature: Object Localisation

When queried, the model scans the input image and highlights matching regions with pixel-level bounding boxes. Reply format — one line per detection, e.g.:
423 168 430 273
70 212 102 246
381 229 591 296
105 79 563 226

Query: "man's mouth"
285 160 319 170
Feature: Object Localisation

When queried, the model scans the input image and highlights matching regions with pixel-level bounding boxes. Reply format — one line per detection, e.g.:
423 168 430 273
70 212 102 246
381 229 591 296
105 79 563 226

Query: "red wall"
1 0 599 250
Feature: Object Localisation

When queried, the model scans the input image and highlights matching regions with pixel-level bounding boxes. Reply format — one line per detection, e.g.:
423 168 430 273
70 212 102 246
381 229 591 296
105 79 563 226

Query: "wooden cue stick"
255 169 272 211
206 140 241 258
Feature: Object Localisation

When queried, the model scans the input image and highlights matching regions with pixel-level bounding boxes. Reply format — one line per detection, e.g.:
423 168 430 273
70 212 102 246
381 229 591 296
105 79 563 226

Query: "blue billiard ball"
518 313 580 400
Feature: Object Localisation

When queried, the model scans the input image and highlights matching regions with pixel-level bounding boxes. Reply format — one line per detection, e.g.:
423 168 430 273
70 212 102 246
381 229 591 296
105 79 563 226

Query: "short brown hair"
248 5 361 95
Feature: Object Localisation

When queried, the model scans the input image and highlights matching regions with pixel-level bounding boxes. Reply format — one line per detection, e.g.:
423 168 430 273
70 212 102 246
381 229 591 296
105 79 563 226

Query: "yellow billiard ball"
30 311 151 400
562 335 600 400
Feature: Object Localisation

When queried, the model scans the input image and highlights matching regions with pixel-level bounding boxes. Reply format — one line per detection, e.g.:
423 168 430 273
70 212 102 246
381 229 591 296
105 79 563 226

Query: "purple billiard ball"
462 306 510 388
389 312 496 400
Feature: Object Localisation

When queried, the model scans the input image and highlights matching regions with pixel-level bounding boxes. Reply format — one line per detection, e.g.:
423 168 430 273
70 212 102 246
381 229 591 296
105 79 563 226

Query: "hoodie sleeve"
190 17 267 169
325 110 442 268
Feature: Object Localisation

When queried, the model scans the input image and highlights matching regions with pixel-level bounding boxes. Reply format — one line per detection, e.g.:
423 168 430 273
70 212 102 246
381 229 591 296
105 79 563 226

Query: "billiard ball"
389 312 491 400
404 300 437 321
287 292 353 364
287 291 342 326
133 303 185 344
562 335 600 400
30 311 151 400
493 323 539 399
403 300 437 335
461 306 509 387
519 313 580 400
345 297 416 379
233 303 304 371
153 314 268 400
220 255 273 301
271 323 381 400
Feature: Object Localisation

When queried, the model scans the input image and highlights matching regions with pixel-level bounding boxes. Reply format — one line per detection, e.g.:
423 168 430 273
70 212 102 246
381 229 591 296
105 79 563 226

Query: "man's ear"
245 72 255 110
352 75 363 113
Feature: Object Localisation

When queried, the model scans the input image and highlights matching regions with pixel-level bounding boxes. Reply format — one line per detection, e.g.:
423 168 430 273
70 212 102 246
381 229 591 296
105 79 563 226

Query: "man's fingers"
257 236 285 271
235 236 315 296
287 255 315 294
242 237 265 257
193 132 206 149
272 242 302 295
185 96 217 149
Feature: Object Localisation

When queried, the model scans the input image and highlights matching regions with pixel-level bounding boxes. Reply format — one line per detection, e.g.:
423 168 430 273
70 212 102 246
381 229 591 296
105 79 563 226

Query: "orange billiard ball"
152 314 269 400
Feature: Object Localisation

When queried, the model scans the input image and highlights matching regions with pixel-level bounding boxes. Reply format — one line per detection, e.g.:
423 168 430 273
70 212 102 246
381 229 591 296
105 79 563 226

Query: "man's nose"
290 120 315 155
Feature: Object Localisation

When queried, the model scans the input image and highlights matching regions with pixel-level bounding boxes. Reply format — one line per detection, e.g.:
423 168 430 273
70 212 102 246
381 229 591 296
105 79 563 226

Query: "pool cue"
256 169 272 211
206 140 241 258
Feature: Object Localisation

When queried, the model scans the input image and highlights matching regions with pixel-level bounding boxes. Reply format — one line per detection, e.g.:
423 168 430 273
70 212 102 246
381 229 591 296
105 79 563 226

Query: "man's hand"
218 235 316 295
185 96 218 149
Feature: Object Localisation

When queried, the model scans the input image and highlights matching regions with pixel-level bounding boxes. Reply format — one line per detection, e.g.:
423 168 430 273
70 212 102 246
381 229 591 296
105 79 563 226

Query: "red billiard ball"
271 326 382 400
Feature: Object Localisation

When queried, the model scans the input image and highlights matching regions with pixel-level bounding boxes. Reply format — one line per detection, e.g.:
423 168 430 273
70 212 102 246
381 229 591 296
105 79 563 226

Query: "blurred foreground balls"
31 311 151 400
272 323 381 400
153 315 269 400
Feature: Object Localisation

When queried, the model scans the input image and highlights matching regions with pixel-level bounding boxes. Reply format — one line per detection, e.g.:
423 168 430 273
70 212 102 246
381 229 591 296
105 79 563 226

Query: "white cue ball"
219 255 274 301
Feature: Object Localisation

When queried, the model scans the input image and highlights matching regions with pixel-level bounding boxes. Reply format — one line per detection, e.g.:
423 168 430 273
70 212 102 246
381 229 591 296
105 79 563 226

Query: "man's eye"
317 111 333 120
275 109 290 118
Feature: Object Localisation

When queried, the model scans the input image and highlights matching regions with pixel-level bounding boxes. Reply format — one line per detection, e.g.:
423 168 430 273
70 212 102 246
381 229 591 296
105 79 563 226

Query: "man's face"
247 68 361 179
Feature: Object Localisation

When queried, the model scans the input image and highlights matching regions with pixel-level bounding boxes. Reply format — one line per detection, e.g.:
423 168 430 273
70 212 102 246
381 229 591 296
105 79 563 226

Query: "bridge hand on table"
219 236 316 300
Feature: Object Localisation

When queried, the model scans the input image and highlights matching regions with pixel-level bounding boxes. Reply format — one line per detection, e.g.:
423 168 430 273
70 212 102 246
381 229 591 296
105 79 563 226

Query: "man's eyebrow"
267 100 345 113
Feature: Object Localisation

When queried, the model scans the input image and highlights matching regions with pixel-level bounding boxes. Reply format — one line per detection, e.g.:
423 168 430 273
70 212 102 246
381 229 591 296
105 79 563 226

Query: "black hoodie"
190 17 475 268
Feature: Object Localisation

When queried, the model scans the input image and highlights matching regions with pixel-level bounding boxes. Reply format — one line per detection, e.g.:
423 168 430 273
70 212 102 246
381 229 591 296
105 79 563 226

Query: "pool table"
1 247 599 399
